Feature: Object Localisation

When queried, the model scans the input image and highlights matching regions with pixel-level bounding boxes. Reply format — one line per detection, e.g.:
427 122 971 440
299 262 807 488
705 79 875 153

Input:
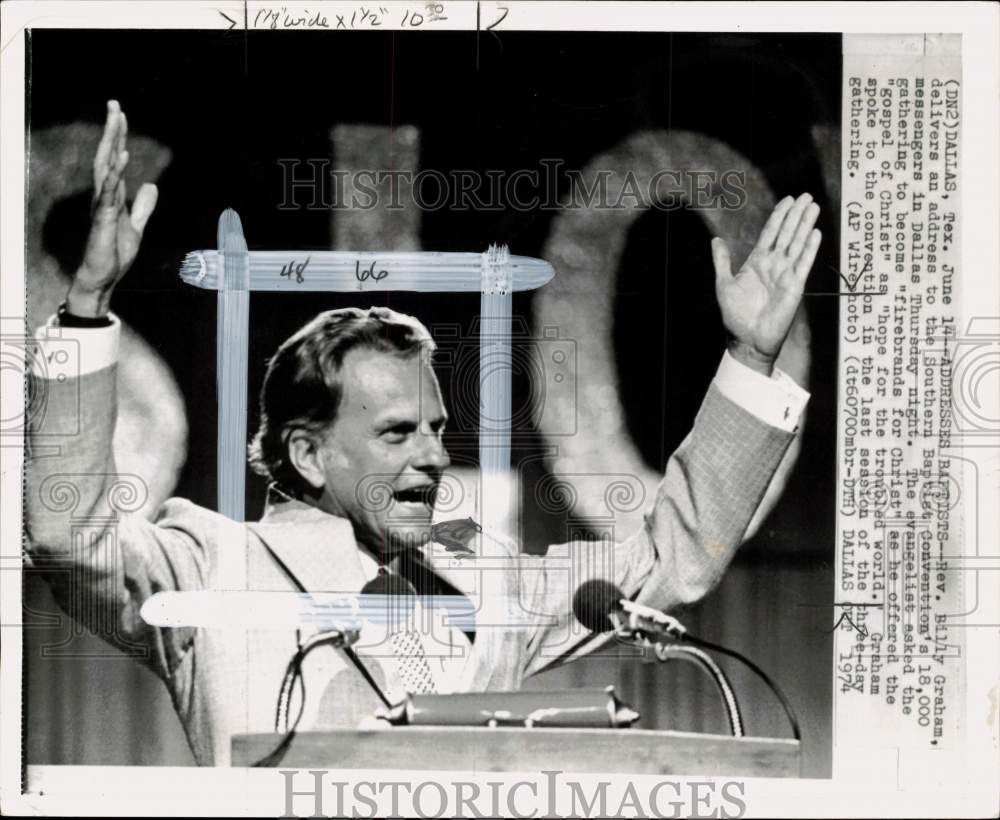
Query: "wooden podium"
233 728 801 777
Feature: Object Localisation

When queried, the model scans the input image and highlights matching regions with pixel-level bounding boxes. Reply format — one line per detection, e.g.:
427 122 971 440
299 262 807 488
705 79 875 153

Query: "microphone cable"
251 540 396 766
680 631 802 742
653 642 744 737
253 627 363 768
572 579 801 742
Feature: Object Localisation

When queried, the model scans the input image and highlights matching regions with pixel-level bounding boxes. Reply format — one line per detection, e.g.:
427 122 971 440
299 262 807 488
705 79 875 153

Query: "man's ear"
287 430 327 491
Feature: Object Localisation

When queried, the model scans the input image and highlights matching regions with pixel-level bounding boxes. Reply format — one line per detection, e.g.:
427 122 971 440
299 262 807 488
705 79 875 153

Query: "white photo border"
1 2 997 817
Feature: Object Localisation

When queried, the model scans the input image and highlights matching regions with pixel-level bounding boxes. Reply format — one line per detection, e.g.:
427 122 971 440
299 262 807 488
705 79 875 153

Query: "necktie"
390 627 437 695
364 567 438 695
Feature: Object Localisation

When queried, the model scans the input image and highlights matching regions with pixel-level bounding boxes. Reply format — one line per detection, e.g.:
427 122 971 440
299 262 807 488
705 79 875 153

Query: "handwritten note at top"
250 4 451 31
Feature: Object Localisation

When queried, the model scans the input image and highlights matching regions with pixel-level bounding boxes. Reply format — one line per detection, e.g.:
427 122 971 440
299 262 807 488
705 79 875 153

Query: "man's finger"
774 193 813 252
115 111 128 159
711 237 732 284
118 209 137 258
130 183 159 235
786 202 820 262
96 150 125 211
117 111 129 157
793 229 822 281
112 148 129 181
755 195 794 251
112 149 129 206
115 178 127 211
93 100 120 194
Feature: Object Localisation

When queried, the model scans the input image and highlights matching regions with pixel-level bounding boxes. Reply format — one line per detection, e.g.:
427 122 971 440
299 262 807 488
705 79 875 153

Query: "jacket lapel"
246 494 522 691
248 491 369 594
249 493 517 600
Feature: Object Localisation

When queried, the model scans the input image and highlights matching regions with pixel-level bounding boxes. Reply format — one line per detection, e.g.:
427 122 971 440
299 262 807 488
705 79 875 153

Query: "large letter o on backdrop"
27 124 186 518
534 129 811 540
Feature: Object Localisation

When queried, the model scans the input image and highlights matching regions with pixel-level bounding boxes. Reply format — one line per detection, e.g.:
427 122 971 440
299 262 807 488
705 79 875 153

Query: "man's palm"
75 100 157 298
713 193 821 359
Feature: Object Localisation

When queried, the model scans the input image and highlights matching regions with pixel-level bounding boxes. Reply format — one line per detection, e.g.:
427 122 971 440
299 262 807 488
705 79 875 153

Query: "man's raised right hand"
66 100 158 318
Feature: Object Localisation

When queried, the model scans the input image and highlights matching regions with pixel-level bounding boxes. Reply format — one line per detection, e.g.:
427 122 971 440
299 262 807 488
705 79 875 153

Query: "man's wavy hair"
248 306 435 496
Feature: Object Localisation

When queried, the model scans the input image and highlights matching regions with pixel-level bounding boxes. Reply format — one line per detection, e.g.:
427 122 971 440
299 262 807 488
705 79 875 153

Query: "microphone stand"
254 627 369 768
607 611 744 737
651 641 744 737
614 602 801 741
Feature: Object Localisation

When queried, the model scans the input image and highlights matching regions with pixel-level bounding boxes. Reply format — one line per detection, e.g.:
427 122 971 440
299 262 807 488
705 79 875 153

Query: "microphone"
571 580 745 736
572 579 626 633
572 580 687 643
531 579 621 676
254 575 404 767
572 580 802 741
620 599 687 642
314 574 433 711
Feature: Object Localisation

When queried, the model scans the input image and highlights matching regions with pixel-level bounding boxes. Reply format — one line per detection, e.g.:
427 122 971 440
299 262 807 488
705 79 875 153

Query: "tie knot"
362 569 416 598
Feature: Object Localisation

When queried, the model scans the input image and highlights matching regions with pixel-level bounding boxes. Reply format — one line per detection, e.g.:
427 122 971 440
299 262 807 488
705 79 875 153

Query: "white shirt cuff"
712 350 810 433
31 313 121 379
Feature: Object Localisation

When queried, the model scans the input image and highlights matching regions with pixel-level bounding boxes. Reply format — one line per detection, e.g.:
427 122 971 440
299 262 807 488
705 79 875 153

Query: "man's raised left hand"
712 193 821 376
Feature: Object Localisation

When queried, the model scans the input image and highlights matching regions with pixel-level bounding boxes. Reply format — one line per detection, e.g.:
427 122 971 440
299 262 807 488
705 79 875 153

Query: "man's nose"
414 425 450 470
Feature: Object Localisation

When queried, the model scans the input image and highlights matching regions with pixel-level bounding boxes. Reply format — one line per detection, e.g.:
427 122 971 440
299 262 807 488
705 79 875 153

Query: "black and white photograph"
2 2 998 818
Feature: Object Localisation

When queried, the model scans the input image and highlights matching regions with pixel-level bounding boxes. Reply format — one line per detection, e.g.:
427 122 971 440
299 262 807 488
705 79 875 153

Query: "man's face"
313 346 450 555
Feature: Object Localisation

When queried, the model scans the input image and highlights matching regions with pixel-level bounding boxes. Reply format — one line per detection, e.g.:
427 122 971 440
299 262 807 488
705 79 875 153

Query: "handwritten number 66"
356 260 389 282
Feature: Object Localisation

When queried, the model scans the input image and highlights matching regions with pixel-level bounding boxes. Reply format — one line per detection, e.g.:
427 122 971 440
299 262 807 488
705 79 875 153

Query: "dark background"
25 29 840 775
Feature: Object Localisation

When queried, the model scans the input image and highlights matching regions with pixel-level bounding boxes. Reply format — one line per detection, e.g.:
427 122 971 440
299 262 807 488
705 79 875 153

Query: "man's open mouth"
392 485 438 508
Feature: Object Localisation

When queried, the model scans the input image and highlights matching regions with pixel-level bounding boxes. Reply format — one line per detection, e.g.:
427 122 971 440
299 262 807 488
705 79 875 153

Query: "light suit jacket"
25 362 794 766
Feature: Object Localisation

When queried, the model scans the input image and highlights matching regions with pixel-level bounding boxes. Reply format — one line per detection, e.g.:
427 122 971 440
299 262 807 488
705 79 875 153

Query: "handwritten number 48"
279 257 310 284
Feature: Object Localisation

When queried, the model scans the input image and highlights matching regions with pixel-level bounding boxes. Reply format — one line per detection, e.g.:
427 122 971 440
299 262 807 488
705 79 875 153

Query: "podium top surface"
233 726 801 778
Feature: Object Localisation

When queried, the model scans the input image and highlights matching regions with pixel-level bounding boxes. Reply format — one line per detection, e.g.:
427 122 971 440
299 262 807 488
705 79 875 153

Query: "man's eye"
381 426 411 442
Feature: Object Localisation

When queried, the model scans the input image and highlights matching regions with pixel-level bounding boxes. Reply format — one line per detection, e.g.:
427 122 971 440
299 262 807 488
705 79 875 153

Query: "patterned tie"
364 567 438 695
390 628 437 694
